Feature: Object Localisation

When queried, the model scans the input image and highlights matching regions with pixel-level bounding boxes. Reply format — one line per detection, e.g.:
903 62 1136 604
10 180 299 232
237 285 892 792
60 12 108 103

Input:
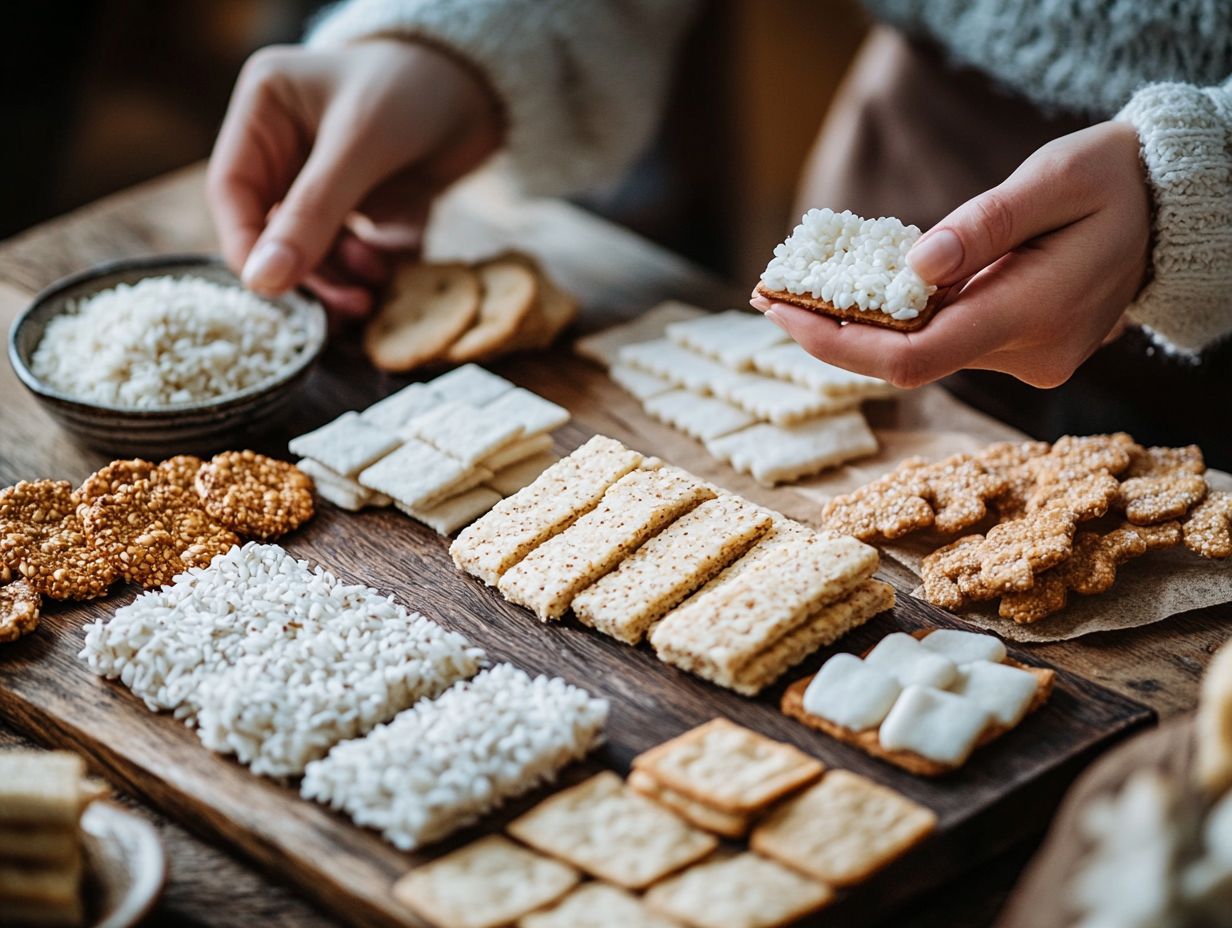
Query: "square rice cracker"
618 339 732 394
483 432 554 472
643 389 758 442
610 363 674 401
404 400 526 465
517 882 680 928
358 438 481 509
756 282 943 332
666 308 791 369
632 718 823 815
706 411 878 486
751 769 936 887
498 466 714 620
507 771 717 890
451 435 643 586
288 412 402 477
429 363 515 406
750 341 898 398
487 452 561 497
574 301 706 368
485 387 570 436
398 486 502 535
297 458 388 511
627 768 752 838
710 371 861 425
644 852 834 928
393 834 579 928
361 383 441 430
572 495 772 644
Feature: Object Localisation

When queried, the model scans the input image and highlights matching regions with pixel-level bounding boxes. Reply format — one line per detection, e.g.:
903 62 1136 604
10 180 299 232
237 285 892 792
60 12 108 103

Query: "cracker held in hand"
0 579 41 643
0 480 115 600
758 207 939 331
364 262 480 372
195 451 314 540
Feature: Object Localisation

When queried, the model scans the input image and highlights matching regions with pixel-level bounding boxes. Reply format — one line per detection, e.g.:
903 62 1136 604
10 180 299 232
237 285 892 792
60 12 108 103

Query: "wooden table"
0 165 1227 927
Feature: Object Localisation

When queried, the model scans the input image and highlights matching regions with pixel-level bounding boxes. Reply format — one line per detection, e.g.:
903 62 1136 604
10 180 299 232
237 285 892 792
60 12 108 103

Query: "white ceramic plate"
81 802 166 928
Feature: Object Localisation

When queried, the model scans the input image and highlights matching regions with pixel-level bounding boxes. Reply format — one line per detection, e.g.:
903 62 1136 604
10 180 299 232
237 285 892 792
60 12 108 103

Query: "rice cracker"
430 363 515 406
486 452 560 497
358 439 486 509
364 262 480 372
517 881 679 928
403 400 525 466
705 411 878 485
287 412 402 478
296 458 389 512
643 390 757 442
574 301 706 368
398 486 502 536
751 341 897 398
195 451 315 540
610 363 674 401
618 338 731 394
665 309 790 369
484 387 570 436
709 371 861 425
483 432 554 472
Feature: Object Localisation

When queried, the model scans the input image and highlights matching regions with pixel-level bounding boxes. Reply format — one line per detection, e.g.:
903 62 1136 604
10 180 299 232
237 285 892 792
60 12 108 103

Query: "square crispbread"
631 718 823 815
404 401 525 466
483 432 554 472
750 770 937 886
450 436 643 586
574 301 706 368
709 372 861 425
392 835 579 928
756 282 943 333
618 339 731 395
360 383 441 431
706 411 878 486
517 882 680 928
750 341 898 398
487 452 560 497
650 532 879 686
358 439 483 509
627 769 752 838
399 486 502 535
288 412 403 478
644 852 834 928
572 496 772 644
498 466 714 620
665 309 791 370
430 363 515 406
485 388 570 437
506 771 717 890
0 751 86 827
297 458 388 512
643 390 758 442
610 363 674 401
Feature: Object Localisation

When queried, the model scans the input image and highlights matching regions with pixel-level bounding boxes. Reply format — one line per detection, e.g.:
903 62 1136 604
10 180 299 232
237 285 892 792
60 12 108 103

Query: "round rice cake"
0 480 116 600
195 451 314 540
83 480 238 588
156 454 205 491
0 579 41 643
76 459 156 510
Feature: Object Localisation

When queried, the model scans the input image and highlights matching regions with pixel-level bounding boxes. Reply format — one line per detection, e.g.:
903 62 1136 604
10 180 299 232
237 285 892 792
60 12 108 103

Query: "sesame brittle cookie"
156 454 205 491
76 459 156 510
0 480 116 600
195 451 314 541
1183 490 1232 559
0 579 41 643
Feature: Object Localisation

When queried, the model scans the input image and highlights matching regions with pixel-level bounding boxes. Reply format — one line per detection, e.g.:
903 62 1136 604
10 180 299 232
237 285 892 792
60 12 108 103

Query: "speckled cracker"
1119 474 1208 525
709 372 860 425
821 458 934 541
611 363 674 401
498 466 713 620
975 440 1052 518
572 495 772 644
429 363 515 407
486 452 560 497
574 301 706 368
507 771 717 889
644 852 834 928
195 451 315 540
665 309 791 369
1126 443 1205 478
399 486 502 536
0 480 116 600
706 411 878 486
1026 466 1120 521
393 835 579 928
618 338 731 394
288 412 402 478
1040 433 1137 476
157 455 205 491
750 770 936 887
750 341 897 398
360 383 441 431
626 769 752 838
451 436 643 586
517 880 679 928
632 718 823 815
358 439 475 509
923 453 1009 534
1183 490 1232 558
404 401 525 466
0 579 41 643
644 389 757 442
485 388 570 437
483 433 554 472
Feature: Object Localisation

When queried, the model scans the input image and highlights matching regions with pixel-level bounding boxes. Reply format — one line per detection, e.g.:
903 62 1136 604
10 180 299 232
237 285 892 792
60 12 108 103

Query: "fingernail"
908 229 963 283
242 240 298 293
765 310 787 331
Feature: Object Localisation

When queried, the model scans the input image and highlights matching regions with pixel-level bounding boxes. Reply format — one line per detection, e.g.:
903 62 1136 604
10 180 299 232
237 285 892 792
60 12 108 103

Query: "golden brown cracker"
1039 433 1137 476
364 262 481 372
156 454 205 491
1118 474 1208 525
0 579 41 643
1026 466 1120 521
0 480 115 600
1183 490 1232 559
820 458 934 541
756 281 941 332
76 458 155 510
923 453 1008 534
1126 444 1205 478
195 451 315 540
626 769 752 838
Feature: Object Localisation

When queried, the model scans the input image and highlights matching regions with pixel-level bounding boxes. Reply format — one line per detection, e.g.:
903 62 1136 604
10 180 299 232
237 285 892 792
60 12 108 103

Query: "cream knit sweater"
308 0 1232 355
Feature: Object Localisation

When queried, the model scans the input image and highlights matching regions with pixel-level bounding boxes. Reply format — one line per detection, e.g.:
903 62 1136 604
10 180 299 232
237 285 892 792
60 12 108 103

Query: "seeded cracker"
1119 474 1208 525
0 480 115 599
157 455 205 491
1026 466 1120 521
822 459 935 540
1040 432 1137 475
195 451 314 540
975 440 1052 517
0 579 41 642
518 881 680 928
76 458 155 508
1183 490 1232 558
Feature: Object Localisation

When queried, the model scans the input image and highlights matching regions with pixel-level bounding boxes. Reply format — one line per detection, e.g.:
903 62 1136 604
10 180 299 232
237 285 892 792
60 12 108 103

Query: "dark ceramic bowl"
8 255 327 457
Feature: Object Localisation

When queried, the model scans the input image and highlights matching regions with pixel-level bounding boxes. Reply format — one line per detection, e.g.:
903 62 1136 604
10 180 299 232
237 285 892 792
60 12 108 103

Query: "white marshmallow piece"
865 632 958 689
950 660 1039 728
801 653 901 731
879 685 992 768
919 629 1008 666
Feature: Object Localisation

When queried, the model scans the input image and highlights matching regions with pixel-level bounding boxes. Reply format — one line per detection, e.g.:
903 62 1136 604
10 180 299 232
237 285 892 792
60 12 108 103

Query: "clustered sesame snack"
289 364 568 535
757 208 940 332
575 302 893 486
452 435 893 695
393 719 936 928
821 433 1227 623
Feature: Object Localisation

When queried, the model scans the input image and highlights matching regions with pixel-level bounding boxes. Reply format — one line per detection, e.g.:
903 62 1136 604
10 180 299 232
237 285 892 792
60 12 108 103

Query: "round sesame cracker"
195 451 314 540
82 480 239 588
0 579 41 643
156 454 205 492
76 459 156 509
0 480 116 600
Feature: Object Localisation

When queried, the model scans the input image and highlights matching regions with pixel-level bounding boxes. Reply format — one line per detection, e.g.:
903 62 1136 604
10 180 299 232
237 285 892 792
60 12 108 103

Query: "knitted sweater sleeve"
1117 78 1232 355
306 0 698 197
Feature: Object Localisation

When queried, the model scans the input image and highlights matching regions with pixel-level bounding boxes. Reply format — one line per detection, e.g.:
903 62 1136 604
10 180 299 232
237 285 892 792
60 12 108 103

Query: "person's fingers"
303 261 376 317
334 232 392 287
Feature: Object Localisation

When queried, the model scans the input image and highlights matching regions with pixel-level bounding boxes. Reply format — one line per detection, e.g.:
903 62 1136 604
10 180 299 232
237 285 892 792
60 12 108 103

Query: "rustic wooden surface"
0 165 1225 927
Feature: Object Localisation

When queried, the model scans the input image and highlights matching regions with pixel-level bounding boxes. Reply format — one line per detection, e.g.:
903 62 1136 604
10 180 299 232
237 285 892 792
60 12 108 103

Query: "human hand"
208 39 501 315
750 122 1151 388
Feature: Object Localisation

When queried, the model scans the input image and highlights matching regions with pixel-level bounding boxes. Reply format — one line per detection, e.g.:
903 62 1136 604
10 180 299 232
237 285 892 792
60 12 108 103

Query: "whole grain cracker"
750 770 936 886
1183 490 1232 558
1126 444 1205 478
0 480 115 600
1118 474 1208 525
195 450 314 540
643 389 757 442
517 880 680 928
507 771 717 889
0 579 41 643
706 411 878 486
626 769 752 838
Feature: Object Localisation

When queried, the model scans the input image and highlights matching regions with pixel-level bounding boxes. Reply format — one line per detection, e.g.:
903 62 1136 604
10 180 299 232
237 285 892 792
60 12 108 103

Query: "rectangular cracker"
450 435 643 586
618 338 731 394
428 363 515 406
517 881 680 928
287 411 403 477
398 486 502 535
643 852 834 928
297 458 389 511
392 835 579 928
610 362 674 401
572 496 772 644
750 769 937 887
497 466 714 620
665 308 791 369
358 438 477 509
506 771 717 889
574 301 706 368
485 387 570 436
487 452 560 497
751 342 898 398
0 752 86 827
404 400 525 465
709 371 861 425
650 532 879 685
482 432 553 472
360 383 441 430
632 718 823 815
643 389 758 442
705 411 878 485
626 768 752 839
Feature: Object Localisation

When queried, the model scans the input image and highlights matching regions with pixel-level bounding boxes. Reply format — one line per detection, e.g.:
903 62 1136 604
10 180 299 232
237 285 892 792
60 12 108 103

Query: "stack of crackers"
576 302 893 485
364 253 576 373
451 435 894 695
290 364 568 534
392 719 937 928
0 750 106 927
821 434 1231 623
0 451 313 641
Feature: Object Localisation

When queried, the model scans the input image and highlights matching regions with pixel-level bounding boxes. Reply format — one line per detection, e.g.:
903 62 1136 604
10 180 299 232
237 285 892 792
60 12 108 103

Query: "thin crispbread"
287 412 402 478
750 341 898 398
486 452 560 497
574 301 706 368
705 412 878 486
484 387 570 437
444 256 539 363
626 769 752 839
517 881 680 928
709 371 861 425
403 401 524 466
643 390 757 442
755 281 943 332
618 339 731 394
430 364 515 407
296 458 386 512
398 486 502 536
361 383 441 431
482 433 554 472
665 308 791 370
357 439 482 510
